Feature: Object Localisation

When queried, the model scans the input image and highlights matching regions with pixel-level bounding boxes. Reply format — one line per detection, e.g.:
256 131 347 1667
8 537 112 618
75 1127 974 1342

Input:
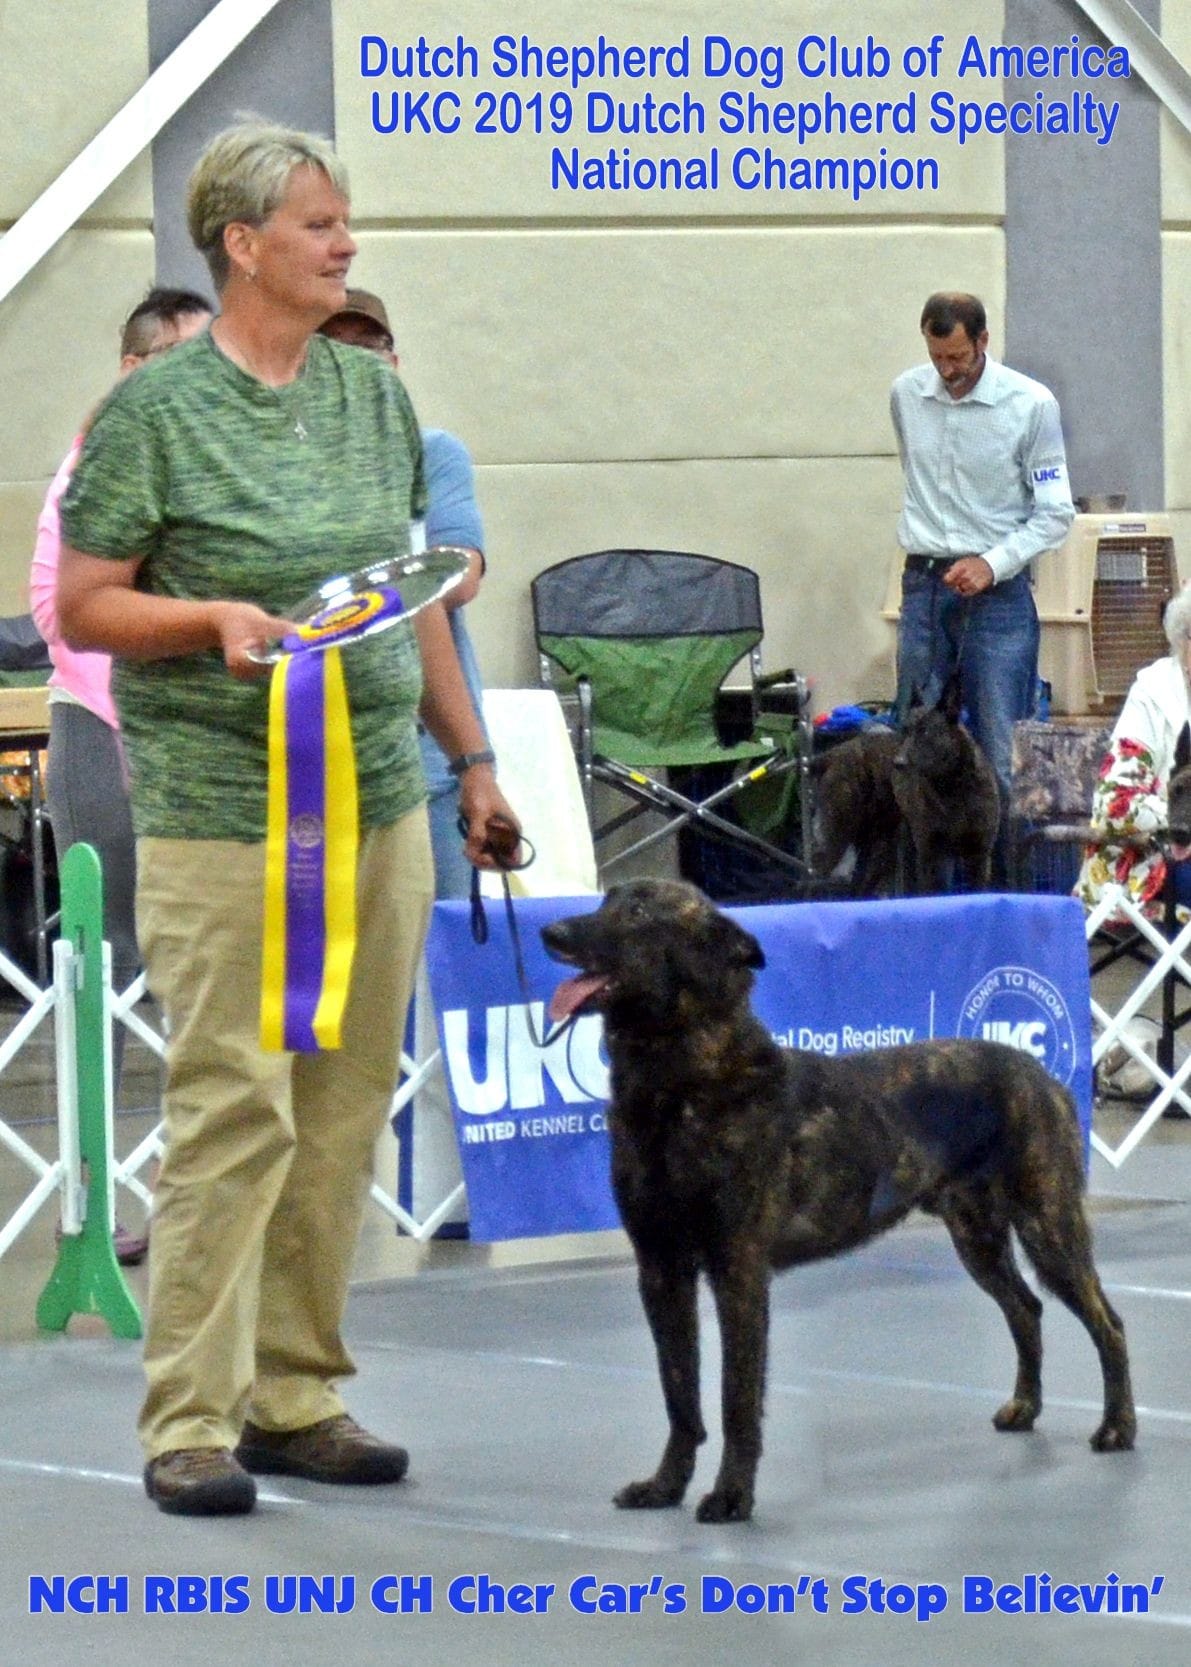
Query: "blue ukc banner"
424 894 1093 1243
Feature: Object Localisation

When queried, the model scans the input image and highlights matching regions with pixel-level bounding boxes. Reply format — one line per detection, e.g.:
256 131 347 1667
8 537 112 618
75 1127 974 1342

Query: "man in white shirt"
890 291 1075 874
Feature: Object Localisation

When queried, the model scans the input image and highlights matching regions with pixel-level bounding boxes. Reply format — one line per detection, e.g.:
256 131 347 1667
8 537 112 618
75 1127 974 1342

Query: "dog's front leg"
615 1258 704 1510
893 822 918 896
698 1248 769 1523
915 851 947 895
965 851 993 892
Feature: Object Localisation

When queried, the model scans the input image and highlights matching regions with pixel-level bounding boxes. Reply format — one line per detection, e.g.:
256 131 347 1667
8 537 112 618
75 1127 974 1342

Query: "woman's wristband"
448 748 496 778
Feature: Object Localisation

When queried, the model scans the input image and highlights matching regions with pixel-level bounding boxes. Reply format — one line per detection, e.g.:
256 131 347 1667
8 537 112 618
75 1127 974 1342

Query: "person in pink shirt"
30 286 212 1265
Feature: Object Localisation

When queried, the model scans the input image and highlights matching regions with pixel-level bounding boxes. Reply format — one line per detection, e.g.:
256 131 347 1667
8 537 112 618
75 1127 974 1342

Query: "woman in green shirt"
58 120 517 1517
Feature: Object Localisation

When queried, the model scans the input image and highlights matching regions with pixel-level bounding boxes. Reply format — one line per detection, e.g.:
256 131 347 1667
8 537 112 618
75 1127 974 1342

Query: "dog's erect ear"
939 671 964 724
715 911 766 970
1177 724 1191 774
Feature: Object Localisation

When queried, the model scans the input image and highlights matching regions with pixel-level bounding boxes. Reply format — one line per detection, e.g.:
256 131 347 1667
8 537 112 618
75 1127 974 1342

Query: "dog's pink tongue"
548 973 607 1022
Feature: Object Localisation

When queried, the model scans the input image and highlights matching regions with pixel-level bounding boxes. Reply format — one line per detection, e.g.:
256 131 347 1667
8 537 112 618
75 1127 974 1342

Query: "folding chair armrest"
1033 822 1098 844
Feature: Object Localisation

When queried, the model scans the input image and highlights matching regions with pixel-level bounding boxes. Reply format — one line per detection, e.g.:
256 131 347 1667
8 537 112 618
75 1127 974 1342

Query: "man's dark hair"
121 286 212 358
920 292 986 344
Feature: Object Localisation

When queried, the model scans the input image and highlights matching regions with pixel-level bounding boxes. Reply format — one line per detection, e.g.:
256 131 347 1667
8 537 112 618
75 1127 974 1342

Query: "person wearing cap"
320 288 489 898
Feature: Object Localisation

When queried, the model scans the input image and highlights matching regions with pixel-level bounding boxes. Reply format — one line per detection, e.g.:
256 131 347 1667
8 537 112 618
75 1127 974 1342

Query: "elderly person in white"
1076 586 1191 922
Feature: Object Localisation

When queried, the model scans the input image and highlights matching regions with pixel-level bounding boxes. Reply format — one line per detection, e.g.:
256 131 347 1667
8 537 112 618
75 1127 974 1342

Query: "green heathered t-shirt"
60 330 428 841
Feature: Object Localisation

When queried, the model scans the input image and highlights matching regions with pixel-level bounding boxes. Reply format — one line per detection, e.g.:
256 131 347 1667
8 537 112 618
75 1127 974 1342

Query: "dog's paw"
613 1478 685 1510
695 1486 753 1524
992 1397 1039 1433
1090 1417 1136 1453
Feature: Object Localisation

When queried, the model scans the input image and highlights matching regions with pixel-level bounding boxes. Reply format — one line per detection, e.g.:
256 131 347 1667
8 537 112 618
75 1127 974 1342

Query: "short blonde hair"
186 119 349 291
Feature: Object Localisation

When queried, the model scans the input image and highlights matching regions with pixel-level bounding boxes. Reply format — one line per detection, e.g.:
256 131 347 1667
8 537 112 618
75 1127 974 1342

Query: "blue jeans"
1175 860 1191 908
896 565 1040 810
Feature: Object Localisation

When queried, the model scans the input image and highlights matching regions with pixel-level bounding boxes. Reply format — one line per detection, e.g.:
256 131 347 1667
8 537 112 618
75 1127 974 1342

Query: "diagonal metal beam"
1070 0 1191 138
0 0 284 305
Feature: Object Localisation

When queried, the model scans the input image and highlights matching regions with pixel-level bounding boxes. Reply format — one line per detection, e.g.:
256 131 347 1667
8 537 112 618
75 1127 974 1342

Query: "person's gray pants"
45 702 140 1082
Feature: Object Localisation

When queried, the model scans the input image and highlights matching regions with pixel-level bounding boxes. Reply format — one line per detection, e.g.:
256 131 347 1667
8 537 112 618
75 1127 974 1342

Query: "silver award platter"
247 545 470 664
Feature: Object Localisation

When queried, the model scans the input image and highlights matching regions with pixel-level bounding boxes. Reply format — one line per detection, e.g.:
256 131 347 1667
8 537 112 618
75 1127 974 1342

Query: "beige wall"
335 0 1005 710
0 5 153 613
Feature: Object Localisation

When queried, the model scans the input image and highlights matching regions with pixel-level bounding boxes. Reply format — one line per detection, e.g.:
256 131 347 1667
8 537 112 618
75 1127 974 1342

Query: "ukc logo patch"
957 965 1077 1084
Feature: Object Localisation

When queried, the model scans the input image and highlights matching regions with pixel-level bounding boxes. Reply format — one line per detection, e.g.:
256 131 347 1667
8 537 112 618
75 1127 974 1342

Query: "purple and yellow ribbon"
260 585 404 1052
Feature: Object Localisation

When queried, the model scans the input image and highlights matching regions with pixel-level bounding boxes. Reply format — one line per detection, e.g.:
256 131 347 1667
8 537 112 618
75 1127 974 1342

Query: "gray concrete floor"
1 997 1189 1665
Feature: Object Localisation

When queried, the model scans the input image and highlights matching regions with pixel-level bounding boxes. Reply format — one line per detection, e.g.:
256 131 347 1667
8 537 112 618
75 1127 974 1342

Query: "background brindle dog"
893 676 1000 893
811 727 902 898
543 880 1135 1524
811 678 999 898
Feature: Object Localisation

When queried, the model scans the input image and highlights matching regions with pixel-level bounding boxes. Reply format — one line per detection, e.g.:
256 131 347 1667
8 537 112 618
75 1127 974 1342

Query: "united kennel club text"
441 997 1062 1125
30 1571 1165 1619
360 29 1131 199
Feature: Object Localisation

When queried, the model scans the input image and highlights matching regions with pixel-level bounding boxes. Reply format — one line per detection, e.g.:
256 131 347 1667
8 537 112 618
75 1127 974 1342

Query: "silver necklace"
215 326 310 440
274 383 309 442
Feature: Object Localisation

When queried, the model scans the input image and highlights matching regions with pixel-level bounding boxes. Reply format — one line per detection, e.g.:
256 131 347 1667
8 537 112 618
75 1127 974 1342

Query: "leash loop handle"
458 816 574 1049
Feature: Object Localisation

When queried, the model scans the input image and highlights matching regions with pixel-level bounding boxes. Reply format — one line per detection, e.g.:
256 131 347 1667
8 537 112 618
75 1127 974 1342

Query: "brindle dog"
812 727 902 898
893 677 1000 893
542 880 1135 1523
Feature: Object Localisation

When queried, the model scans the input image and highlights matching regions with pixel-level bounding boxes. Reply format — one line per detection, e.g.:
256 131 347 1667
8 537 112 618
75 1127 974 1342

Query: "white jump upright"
34 842 140 1337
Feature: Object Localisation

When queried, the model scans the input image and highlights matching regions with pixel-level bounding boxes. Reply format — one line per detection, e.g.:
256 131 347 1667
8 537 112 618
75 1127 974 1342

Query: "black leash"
460 815 577 1050
926 569 974 705
462 813 532 946
952 593 975 668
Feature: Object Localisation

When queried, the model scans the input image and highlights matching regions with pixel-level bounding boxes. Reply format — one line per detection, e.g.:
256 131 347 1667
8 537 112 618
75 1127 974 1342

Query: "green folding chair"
532 549 813 881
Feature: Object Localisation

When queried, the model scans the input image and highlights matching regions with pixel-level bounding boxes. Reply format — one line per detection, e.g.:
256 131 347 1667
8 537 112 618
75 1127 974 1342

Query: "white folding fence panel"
1085 883 1191 1166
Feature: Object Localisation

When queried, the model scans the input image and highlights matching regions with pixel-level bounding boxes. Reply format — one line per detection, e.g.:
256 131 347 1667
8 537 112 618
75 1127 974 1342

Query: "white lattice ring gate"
1085 883 1191 1167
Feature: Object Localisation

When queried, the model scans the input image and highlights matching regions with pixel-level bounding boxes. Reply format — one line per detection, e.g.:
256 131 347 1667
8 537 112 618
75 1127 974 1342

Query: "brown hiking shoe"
143 1448 256 1516
235 1414 409 1484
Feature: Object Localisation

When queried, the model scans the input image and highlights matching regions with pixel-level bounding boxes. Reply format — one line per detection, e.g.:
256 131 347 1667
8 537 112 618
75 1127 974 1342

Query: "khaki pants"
135 810 433 1460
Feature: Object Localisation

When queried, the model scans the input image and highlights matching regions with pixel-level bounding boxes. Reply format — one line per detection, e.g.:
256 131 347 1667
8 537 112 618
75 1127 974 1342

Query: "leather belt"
904 553 969 573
